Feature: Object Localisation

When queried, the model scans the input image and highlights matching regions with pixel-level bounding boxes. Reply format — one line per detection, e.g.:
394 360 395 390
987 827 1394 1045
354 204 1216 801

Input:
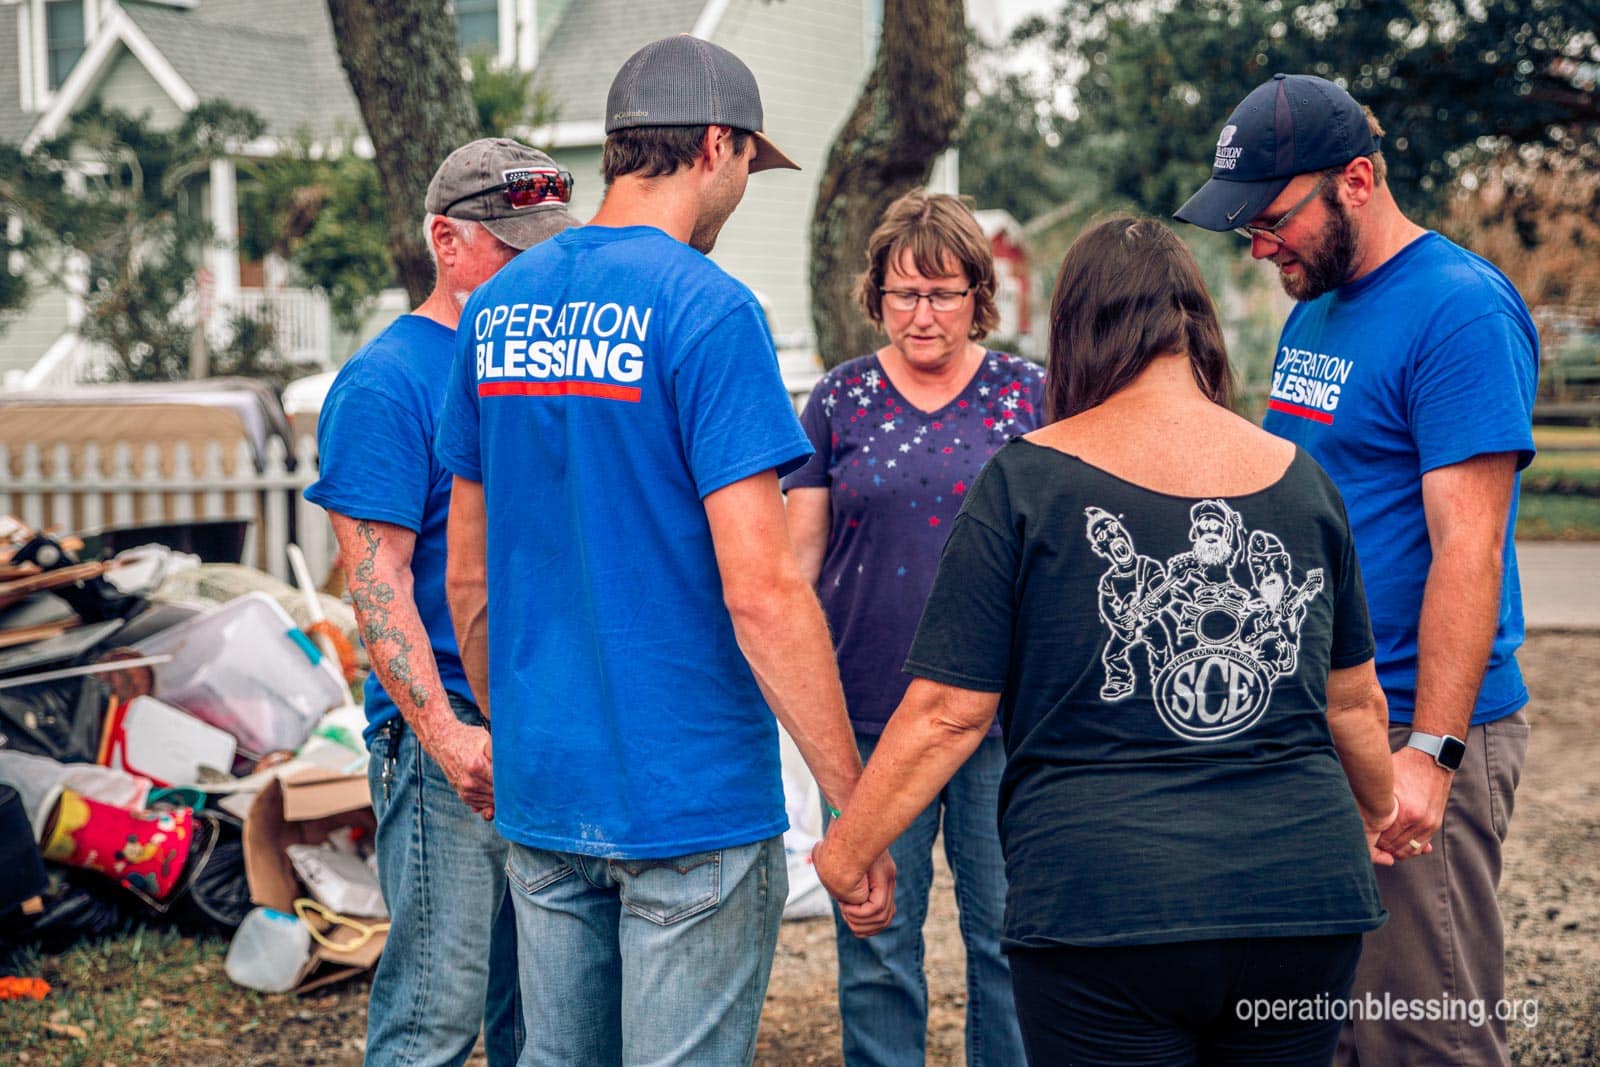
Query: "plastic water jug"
224 906 312 993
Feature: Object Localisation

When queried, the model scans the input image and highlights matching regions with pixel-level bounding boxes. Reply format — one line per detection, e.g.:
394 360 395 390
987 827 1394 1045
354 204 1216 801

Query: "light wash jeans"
506 833 787 1067
827 732 1023 1067
366 694 521 1067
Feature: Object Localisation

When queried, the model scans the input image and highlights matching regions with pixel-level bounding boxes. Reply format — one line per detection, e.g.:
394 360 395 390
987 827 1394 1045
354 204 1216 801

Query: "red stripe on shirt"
1266 398 1335 425
478 380 642 403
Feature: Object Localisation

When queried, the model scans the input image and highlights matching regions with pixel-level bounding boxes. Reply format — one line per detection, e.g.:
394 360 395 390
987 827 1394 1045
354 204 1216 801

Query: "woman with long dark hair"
815 217 1408 1066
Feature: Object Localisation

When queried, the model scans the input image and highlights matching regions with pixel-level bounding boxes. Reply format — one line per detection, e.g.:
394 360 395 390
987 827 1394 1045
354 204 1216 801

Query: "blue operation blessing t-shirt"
1262 232 1538 725
305 315 475 743
434 225 812 859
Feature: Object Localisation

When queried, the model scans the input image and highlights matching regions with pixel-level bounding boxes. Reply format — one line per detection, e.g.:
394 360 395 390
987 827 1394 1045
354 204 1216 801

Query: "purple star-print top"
783 350 1047 734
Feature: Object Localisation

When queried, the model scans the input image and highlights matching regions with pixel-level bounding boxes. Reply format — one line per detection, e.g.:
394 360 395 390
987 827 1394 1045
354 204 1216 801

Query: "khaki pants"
1336 709 1529 1067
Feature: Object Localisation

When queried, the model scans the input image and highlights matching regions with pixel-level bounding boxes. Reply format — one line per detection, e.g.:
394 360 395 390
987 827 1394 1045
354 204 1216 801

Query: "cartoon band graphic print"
1085 500 1324 742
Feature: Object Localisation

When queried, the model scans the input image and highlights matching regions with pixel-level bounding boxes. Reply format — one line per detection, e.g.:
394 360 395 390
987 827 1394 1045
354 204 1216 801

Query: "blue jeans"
366 694 521 1067
828 732 1023 1067
505 834 787 1067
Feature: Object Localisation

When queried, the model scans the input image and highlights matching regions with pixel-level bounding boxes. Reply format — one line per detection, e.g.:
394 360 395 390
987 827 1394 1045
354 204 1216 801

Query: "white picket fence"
0 435 334 586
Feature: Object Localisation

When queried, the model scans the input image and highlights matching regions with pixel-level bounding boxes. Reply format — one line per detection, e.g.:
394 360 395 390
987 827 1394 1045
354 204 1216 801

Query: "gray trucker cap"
425 138 581 250
605 34 800 173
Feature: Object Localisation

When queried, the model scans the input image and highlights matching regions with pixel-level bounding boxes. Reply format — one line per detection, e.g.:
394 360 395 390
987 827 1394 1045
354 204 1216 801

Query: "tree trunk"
808 0 966 368
325 0 478 306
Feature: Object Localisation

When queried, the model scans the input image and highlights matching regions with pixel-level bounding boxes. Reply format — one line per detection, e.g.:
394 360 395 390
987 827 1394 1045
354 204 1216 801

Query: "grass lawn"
1518 492 1600 540
1519 429 1600 538
2 928 266 1066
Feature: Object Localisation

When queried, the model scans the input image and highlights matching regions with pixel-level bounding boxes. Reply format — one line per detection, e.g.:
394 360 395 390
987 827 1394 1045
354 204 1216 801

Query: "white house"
0 0 881 388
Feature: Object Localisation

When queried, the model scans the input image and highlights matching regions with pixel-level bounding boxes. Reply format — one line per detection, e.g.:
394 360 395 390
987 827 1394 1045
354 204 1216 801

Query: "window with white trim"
45 0 87 91
455 0 499 56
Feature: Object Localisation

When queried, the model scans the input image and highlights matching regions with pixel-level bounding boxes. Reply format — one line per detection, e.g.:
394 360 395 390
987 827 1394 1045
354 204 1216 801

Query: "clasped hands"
430 718 496 820
811 833 897 937
1368 745 1453 866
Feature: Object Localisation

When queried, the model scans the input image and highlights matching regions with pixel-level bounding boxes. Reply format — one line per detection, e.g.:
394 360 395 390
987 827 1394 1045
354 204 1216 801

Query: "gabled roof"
21 0 363 151
532 0 711 143
9 0 725 155
119 1 360 142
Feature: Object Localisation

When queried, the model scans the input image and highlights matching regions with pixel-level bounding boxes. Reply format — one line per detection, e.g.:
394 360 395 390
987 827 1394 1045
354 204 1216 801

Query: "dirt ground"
755 632 1600 1066
10 633 1599 1066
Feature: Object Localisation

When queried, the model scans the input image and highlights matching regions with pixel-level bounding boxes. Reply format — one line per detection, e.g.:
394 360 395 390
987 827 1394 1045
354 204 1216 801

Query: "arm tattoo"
347 520 431 710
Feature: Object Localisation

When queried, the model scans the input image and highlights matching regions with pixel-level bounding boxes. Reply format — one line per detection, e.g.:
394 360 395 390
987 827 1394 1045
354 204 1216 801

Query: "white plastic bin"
136 592 348 759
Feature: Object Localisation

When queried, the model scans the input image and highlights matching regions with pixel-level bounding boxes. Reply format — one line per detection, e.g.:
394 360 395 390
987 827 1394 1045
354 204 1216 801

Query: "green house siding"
709 0 870 341
0 283 71 381
97 48 185 130
556 144 605 220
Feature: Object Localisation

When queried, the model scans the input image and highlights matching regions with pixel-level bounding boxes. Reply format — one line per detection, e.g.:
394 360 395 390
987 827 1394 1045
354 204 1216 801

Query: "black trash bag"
11 533 146 622
0 784 48 914
0 675 111 763
0 676 110 763
0 866 136 959
146 810 253 933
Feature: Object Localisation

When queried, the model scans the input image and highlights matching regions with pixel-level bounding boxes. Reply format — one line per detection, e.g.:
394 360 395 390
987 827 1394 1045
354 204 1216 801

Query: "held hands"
812 834 897 937
1375 746 1453 863
429 718 496 820
1363 796 1401 867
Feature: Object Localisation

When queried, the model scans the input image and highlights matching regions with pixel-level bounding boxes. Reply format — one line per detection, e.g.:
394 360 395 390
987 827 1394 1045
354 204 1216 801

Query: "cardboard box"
278 767 370 822
242 774 382 994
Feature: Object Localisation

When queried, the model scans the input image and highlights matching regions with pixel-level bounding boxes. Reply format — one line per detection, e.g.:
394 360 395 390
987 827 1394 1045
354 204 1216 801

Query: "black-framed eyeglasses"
442 167 574 216
880 288 973 313
1233 174 1330 245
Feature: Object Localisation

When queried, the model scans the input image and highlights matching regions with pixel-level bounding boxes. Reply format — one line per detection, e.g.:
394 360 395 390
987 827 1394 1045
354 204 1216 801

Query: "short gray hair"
422 213 481 270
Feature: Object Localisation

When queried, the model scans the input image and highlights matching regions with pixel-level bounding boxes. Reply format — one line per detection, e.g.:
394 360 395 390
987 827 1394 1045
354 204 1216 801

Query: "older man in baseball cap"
1177 75 1538 1067
307 137 577 1067
436 35 891 1066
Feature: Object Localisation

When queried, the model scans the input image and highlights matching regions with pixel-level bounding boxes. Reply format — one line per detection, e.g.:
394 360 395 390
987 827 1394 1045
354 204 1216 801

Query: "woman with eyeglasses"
784 188 1042 1067
813 216 1403 1066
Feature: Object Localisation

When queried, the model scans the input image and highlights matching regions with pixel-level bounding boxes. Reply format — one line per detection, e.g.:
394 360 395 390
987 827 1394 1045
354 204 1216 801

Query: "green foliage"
238 142 394 335
467 51 561 139
228 54 561 338
0 101 318 383
956 67 1084 222
1015 0 1600 222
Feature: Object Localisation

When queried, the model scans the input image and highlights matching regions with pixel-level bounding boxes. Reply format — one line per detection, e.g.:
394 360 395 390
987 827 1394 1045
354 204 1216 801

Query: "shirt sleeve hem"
304 495 423 534
697 444 813 499
780 469 830 491
1418 439 1536 475
436 448 484 485
1329 645 1377 671
902 659 1006 693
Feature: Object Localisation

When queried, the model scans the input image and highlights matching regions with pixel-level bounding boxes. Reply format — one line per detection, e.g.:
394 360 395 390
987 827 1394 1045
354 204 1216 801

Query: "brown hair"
1045 216 1234 422
854 189 999 340
1319 106 1387 189
602 125 751 184
1362 105 1388 186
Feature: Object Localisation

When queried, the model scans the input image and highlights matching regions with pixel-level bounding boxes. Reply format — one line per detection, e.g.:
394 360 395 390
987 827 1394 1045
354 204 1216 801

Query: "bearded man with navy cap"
1177 74 1537 1066
436 34 893 1067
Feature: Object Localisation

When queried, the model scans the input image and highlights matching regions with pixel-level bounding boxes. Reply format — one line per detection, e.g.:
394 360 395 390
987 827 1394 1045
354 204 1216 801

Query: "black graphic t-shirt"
906 438 1385 948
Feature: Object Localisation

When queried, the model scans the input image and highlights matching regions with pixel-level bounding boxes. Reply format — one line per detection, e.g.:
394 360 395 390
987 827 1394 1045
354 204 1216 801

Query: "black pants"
1008 934 1363 1067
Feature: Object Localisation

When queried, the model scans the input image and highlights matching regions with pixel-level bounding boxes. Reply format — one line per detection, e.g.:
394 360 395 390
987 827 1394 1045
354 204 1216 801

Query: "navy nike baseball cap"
1174 73 1381 232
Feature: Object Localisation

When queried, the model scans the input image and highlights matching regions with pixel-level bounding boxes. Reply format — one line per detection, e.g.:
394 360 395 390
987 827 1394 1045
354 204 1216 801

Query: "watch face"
1437 735 1467 771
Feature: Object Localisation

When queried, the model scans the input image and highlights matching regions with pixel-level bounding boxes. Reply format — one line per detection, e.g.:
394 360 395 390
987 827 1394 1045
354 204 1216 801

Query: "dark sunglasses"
443 167 574 216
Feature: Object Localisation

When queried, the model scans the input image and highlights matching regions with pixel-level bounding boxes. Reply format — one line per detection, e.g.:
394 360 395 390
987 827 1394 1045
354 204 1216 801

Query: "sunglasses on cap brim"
443 167 575 215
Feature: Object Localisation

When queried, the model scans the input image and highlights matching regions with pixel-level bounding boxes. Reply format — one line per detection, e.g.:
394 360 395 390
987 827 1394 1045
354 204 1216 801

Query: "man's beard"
1281 194 1358 301
1193 538 1232 567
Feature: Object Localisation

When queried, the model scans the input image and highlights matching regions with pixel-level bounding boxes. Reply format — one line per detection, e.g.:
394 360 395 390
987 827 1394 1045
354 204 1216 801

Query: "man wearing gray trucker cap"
1178 75 1537 1067
437 34 894 1066
307 137 578 1067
